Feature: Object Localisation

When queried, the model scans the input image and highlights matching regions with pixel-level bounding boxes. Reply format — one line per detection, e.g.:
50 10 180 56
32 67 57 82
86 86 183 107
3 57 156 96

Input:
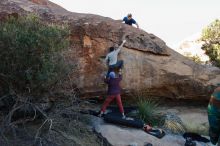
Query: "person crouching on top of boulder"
122 13 139 29
99 71 125 118
208 83 220 146
105 40 126 78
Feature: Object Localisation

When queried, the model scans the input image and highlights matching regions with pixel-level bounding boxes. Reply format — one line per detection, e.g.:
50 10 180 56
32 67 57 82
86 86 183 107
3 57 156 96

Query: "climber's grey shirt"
105 46 122 66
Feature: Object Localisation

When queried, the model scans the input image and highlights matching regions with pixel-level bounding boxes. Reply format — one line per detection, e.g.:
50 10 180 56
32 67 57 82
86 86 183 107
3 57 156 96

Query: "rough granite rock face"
1 0 220 100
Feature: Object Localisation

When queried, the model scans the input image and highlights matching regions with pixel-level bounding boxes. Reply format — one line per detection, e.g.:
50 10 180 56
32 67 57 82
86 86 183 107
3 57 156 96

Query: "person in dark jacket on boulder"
208 83 220 146
122 13 139 28
99 71 125 118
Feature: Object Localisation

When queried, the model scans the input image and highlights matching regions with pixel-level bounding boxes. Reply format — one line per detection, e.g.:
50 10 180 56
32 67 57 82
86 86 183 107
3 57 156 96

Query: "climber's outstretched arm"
116 40 126 53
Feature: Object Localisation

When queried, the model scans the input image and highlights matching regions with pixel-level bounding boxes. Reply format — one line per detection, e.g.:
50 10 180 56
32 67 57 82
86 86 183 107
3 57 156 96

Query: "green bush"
0 15 70 94
137 98 162 126
201 19 220 67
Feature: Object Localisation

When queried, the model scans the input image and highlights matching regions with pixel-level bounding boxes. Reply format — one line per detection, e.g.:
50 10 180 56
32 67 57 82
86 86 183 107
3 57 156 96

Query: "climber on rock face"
208 83 220 146
105 39 126 78
122 13 139 29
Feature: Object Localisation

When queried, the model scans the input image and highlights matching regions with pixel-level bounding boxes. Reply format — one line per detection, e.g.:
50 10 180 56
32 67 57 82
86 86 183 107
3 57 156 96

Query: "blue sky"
50 0 220 48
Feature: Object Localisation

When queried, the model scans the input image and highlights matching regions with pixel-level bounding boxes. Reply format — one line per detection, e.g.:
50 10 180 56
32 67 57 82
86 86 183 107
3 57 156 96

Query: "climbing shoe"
146 129 165 139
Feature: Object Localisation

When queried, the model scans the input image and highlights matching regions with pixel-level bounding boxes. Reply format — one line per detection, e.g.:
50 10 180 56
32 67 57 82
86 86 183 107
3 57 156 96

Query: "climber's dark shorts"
106 60 124 77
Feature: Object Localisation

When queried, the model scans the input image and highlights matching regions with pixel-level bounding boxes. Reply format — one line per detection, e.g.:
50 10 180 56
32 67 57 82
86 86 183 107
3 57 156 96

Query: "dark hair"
109 47 114 52
127 13 132 17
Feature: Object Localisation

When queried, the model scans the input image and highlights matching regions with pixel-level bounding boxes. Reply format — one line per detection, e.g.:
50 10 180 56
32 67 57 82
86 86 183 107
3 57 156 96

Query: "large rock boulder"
1 0 220 100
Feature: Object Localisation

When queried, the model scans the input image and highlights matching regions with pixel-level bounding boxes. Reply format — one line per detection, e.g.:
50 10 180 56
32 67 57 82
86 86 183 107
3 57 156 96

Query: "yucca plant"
137 98 162 126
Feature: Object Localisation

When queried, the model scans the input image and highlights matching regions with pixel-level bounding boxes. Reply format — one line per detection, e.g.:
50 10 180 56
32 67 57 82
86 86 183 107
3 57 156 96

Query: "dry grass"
184 122 209 136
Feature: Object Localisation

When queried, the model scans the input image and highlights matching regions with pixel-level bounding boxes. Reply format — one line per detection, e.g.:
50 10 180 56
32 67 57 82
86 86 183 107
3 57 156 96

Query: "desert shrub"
184 53 202 64
184 121 209 136
163 113 186 134
0 15 70 94
201 19 220 67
